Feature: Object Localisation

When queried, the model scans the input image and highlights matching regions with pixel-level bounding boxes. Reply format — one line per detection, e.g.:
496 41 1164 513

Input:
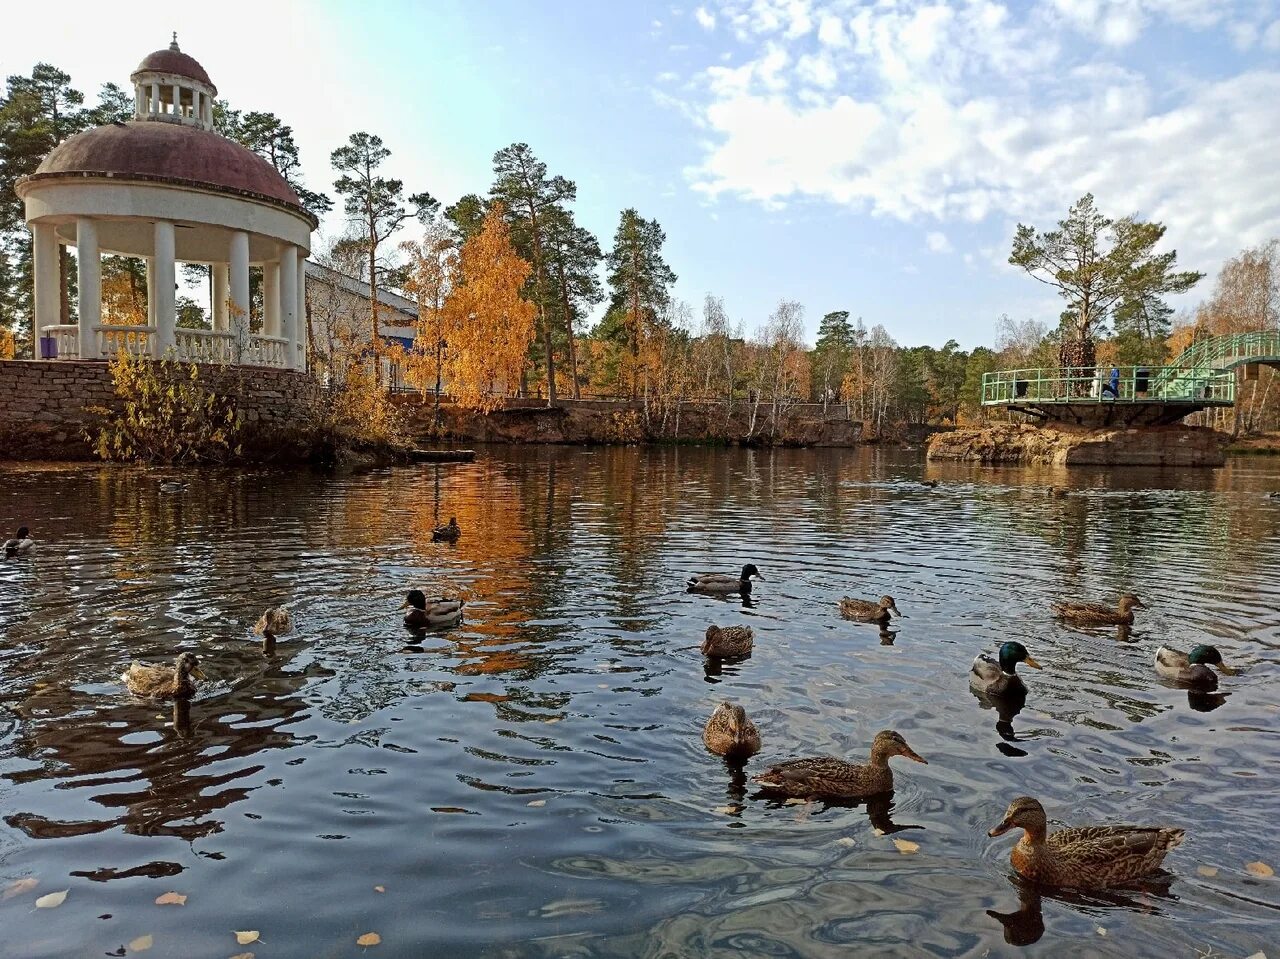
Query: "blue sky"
8 0 1280 347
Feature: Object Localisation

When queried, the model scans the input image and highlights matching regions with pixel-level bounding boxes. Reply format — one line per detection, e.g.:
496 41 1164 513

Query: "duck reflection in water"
878 626 897 646
171 699 193 739
972 685 1030 756
1187 690 1228 712
986 874 1177 947
750 787 922 833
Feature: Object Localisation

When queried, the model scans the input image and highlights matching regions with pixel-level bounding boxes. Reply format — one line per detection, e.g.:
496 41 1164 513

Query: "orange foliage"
441 204 536 411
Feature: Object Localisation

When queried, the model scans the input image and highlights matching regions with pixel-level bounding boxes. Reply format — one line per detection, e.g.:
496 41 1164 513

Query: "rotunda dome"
30 121 306 212
132 44 214 91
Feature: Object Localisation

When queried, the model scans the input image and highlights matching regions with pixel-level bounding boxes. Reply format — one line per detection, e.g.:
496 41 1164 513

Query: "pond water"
1 447 1278 958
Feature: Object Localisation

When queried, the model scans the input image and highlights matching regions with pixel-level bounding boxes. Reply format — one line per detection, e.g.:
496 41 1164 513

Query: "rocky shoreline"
926 423 1228 467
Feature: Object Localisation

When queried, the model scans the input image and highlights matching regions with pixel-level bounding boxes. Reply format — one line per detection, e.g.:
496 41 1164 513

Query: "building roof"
30 121 307 214
132 42 214 90
304 261 419 324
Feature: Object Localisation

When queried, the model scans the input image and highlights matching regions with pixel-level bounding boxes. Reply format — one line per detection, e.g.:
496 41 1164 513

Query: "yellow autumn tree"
441 203 536 412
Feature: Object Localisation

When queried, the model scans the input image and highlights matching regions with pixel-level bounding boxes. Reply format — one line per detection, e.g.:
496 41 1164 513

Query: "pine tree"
605 208 677 398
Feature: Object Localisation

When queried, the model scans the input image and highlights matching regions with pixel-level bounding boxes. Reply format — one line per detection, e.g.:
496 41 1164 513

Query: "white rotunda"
16 37 316 370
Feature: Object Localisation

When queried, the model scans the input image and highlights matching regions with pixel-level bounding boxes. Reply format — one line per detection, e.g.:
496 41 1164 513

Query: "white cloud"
695 6 716 29
1264 19 1280 49
676 0 1280 275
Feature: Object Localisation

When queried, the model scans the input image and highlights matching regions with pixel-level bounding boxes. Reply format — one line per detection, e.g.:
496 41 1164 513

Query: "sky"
7 0 1280 348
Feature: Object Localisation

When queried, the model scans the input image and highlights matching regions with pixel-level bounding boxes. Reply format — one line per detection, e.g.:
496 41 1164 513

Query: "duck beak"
754 573 765 581
902 746 927 764
1215 660 1235 675
1023 656 1043 670
191 667 208 680
988 817 1013 837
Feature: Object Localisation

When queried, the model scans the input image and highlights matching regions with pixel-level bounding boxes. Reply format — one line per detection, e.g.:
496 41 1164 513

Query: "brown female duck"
121 652 206 700
255 607 294 640
1052 593 1144 626
702 624 753 658
432 517 461 542
752 730 926 798
839 595 900 624
988 796 1184 889
702 702 761 759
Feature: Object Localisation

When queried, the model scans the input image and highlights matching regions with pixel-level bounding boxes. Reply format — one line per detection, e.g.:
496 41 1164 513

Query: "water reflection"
0 449 1277 958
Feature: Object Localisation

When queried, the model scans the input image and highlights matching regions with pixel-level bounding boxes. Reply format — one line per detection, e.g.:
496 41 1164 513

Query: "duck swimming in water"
988 796 1184 889
1052 593 1144 626
1154 644 1229 689
432 517 461 542
701 624 754 658
970 642 1042 696
703 702 761 759
255 607 294 640
121 652 206 700
752 730 927 799
839 595 900 623
687 564 763 595
3 526 34 558
403 589 464 628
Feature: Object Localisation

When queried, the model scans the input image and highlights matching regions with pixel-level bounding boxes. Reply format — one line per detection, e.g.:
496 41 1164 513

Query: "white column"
190 90 200 122
134 85 143 118
75 218 100 360
263 261 281 336
212 263 229 332
229 231 250 355
171 85 181 116
146 257 156 326
153 221 176 357
279 246 298 370
295 253 307 371
150 83 159 116
32 222 59 357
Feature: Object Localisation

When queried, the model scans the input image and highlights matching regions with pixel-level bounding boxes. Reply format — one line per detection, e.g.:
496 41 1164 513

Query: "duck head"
988 796 1047 838
175 652 207 681
879 595 901 617
740 564 763 582
998 641 1042 674
1117 593 1145 612
403 589 428 611
1189 644 1229 672
14 526 29 539
711 701 751 737
872 729 927 764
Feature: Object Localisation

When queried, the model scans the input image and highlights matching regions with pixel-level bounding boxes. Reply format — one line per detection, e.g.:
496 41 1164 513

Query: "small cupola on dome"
130 34 217 130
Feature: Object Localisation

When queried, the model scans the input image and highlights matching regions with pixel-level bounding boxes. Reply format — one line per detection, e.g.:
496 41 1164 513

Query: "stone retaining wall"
0 359 322 460
926 423 1228 467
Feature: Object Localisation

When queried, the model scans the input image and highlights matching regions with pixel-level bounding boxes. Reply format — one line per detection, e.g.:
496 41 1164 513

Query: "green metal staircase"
1150 330 1280 399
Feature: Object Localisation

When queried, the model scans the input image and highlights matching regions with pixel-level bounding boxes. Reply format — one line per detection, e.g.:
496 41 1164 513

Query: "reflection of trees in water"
3 654 312 852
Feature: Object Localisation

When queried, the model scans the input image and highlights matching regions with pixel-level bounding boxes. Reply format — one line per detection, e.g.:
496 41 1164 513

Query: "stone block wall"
0 360 323 460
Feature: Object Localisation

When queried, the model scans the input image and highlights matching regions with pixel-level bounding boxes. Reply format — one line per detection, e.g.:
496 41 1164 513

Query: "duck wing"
1154 646 1188 670
1052 600 1114 619
121 662 172 698
1047 825 1185 878
970 653 1003 687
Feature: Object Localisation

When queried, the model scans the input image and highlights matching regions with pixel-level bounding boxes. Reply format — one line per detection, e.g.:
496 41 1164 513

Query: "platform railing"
97 325 155 358
982 366 1236 406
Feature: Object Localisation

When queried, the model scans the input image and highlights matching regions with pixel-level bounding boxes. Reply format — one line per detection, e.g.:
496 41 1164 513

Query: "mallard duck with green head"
3 526 34 558
121 652 206 700
702 624 753 658
688 564 763 595
703 702 761 759
1155 644 1229 689
1052 593 1143 626
752 730 927 799
403 589 463 628
988 796 1184 889
839 594 900 623
970 642 1042 696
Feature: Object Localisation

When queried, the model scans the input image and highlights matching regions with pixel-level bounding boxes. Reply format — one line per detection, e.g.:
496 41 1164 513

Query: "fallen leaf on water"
1095 926 1107 937
713 806 739 815
154 892 186 906
784 798 808 806
543 717 561 724
1197 865 1219 878
1245 861 1275 878
35 889 68 908
234 931 260 945
1244 953 1266 959
2 877 38 900
526 800 546 807
373 885 385 893
892 839 920 855
128 934 154 952
873 828 886 837
229 954 255 959
834 837 856 847
357 932 382 946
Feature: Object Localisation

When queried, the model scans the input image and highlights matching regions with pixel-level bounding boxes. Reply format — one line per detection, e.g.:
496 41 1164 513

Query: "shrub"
90 352 242 464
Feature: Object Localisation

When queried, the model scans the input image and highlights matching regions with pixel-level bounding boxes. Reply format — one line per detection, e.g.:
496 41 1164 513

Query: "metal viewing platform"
982 331 1280 426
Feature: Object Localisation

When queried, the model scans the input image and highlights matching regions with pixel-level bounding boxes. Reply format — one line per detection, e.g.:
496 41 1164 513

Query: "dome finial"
170 32 180 52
